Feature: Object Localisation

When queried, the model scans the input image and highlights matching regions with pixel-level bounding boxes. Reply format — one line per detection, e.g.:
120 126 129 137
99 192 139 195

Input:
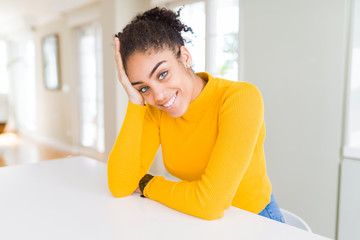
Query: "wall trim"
19 128 79 154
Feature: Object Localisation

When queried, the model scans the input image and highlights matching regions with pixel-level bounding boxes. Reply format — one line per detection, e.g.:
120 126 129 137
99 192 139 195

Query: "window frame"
343 0 360 160
74 21 105 156
151 0 242 81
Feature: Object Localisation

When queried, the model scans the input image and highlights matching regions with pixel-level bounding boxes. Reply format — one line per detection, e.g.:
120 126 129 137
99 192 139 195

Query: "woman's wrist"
139 174 154 198
129 97 145 106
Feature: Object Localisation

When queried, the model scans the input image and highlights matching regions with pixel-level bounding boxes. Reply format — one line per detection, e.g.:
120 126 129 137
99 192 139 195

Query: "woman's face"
126 46 199 118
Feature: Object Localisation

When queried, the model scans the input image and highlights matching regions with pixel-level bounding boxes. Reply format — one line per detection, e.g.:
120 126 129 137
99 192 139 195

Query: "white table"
0 156 330 240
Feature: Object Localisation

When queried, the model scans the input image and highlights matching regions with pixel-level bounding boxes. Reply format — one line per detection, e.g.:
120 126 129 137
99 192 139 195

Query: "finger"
114 37 120 53
114 39 127 78
115 51 124 72
114 38 122 64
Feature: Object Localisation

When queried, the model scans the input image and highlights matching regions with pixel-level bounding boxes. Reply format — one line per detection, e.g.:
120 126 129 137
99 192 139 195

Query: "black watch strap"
139 174 154 198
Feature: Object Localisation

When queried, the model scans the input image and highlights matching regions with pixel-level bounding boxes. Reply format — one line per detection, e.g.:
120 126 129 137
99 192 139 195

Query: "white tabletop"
0 156 330 240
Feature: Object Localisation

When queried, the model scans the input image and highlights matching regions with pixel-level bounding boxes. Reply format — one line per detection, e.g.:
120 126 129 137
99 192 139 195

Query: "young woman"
107 7 284 222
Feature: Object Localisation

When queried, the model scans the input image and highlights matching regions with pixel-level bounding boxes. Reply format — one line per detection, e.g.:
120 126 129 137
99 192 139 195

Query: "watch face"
139 174 154 195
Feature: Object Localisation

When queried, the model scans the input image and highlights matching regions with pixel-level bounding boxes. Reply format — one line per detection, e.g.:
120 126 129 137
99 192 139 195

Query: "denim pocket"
258 194 285 223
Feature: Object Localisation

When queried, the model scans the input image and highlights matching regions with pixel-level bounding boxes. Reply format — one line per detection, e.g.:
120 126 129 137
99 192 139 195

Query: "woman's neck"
191 72 207 102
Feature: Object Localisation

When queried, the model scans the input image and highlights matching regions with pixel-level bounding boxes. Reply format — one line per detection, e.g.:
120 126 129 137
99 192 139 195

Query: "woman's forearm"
107 102 160 197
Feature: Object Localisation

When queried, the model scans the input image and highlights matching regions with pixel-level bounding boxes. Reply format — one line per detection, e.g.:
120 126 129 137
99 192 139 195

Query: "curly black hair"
115 7 193 70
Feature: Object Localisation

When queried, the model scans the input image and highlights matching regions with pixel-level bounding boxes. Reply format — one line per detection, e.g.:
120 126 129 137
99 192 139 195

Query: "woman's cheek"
144 95 154 106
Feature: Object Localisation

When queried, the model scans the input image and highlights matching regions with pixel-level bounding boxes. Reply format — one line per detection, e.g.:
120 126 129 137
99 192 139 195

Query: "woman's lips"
163 91 178 109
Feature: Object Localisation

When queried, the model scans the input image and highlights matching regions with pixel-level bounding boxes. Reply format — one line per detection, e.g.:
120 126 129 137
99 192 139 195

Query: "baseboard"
19 129 79 155
18 128 108 162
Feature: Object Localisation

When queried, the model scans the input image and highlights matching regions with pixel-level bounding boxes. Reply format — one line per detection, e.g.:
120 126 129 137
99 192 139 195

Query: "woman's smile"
162 91 178 109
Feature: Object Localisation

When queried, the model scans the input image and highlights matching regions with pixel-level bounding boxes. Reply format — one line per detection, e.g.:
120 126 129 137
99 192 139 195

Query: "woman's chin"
168 113 183 118
166 106 187 118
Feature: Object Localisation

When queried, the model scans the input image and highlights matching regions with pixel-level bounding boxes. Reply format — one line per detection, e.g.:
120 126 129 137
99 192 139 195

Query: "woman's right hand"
114 37 145 106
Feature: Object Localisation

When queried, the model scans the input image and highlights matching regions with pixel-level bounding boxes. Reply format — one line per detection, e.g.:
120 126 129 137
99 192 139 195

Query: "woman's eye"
139 86 149 93
159 71 168 80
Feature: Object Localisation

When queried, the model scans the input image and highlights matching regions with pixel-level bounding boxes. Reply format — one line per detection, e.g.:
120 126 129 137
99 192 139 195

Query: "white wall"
240 0 346 238
35 17 74 150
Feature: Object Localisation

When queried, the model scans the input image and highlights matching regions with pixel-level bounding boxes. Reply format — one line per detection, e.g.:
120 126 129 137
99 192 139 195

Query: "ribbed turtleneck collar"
180 72 216 120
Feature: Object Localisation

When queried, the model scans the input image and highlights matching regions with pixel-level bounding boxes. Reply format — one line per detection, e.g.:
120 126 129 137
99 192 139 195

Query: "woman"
107 7 284 222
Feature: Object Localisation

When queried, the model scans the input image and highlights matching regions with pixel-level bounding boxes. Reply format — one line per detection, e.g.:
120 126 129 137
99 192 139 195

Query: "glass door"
75 22 104 153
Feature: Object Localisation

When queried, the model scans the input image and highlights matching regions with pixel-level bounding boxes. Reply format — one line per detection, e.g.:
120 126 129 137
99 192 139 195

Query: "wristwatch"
139 173 154 198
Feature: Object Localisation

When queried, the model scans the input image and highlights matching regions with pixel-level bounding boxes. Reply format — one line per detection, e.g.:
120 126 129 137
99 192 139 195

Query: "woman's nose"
152 85 167 104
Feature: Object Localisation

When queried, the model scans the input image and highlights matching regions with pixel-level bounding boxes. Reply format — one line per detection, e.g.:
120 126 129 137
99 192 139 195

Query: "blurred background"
0 0 359 239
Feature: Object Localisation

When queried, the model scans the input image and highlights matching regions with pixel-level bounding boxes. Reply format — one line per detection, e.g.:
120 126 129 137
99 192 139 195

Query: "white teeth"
164 93 177 108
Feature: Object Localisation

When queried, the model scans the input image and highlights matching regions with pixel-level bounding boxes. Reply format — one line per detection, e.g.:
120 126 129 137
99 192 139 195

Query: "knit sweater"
107 72 272 220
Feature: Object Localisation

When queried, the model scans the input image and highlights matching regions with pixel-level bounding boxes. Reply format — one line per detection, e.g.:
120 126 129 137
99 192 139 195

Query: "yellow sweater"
107 72 272 220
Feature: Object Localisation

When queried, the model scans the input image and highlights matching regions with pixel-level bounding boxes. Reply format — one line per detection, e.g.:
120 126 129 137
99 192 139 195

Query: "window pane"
9 40 37 131
347 0 360 149
171 0 239 80
23 41 37 130
213 0 239 80
173 1 206 72
0 41 9 94
215 0 239 34
0 40 9 125
76 23 104 153
213 33 238 80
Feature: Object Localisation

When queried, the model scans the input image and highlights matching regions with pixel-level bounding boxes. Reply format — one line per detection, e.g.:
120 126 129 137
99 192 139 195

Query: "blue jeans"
258 193 285 223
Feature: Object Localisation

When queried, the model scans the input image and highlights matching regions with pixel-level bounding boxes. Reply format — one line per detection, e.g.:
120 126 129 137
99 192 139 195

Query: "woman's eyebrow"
149 60 166 78
131 60 167 86
131 81 143 86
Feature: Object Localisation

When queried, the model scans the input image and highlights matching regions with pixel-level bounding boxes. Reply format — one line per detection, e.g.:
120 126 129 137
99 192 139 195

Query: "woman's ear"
179 46 192 69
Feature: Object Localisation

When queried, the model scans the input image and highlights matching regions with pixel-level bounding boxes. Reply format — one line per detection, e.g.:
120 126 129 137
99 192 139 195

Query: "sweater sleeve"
107 102 160 198
143 83 264 220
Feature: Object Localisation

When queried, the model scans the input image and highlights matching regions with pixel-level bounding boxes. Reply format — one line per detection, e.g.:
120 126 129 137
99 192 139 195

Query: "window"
7 39 37 131
344 0 360 158
0 40 9 126
211 0 239 80
21 40 37 131
0 40 9 94
75 22 105 153
168 0 239 81
173 1 206 73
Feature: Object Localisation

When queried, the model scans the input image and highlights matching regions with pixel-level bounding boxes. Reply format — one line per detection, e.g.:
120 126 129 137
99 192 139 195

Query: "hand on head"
114 37 145 106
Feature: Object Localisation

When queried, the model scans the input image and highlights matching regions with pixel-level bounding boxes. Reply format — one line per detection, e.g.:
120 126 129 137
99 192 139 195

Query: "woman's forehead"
127 49 177 69
126 49 177 82
133 48 176 60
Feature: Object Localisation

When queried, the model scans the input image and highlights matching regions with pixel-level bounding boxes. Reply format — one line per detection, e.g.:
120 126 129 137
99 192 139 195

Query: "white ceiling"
0 0 95 37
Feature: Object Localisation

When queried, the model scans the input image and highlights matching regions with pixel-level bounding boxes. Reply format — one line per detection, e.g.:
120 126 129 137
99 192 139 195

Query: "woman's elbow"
195 206 225 221
107 168 137 198
108 182 134 198
109 188 130 198
201 214 223 221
